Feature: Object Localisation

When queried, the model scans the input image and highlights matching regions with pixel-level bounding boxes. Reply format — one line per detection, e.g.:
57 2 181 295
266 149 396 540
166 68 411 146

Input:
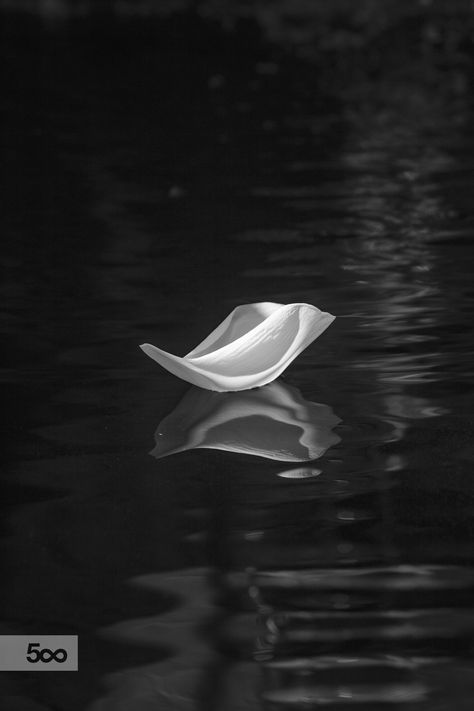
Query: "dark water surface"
2 15 474 711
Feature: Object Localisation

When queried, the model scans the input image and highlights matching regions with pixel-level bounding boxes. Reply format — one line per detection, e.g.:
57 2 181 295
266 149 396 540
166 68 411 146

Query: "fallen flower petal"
140 302 335 392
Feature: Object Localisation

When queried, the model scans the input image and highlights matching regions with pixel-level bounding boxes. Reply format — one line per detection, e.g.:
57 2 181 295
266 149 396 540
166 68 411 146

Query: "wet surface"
2 12 474 711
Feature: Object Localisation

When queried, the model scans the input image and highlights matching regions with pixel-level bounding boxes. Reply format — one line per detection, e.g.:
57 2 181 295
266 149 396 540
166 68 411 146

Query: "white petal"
140 302 335 392
186 302 282 357
151 380 341 462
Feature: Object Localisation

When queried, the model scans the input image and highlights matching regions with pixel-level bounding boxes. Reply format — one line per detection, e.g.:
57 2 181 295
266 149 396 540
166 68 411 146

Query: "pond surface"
2 15 474 711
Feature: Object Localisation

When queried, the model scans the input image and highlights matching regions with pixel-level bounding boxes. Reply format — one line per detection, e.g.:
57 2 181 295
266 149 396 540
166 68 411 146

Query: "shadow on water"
2 8 474 711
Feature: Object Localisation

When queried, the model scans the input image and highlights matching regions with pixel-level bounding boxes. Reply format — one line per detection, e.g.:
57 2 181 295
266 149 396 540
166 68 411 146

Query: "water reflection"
89 569 216 711
151 380 341 462
264 564 474 701
220 541 474 709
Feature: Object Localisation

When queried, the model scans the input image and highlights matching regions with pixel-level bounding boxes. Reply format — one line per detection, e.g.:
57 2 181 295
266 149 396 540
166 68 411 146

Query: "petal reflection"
277 467 322 478
151 380 341 462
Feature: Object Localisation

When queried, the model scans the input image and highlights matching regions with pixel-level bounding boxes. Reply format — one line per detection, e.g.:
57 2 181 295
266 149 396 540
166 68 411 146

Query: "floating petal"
140 302 335 392
151 380 341 462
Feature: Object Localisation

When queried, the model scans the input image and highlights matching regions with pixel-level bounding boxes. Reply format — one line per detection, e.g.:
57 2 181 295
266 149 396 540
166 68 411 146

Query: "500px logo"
26 642 68 663
0 635 78 671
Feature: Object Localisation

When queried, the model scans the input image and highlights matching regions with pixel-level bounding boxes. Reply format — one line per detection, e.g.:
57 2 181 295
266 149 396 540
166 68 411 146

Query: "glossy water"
2 15 474 711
